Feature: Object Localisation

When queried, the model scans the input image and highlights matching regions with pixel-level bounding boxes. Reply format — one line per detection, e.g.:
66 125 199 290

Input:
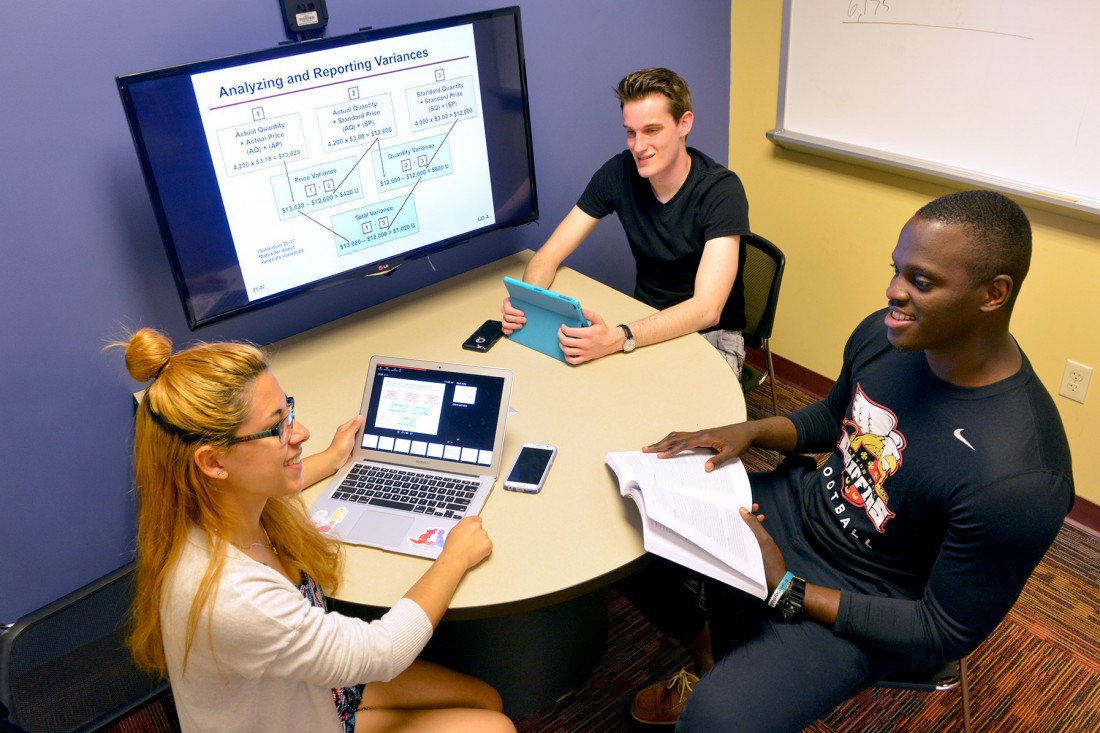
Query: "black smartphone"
462 319 504 352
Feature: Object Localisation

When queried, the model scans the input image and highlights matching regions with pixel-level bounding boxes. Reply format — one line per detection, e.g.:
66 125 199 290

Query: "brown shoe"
630 667 699 726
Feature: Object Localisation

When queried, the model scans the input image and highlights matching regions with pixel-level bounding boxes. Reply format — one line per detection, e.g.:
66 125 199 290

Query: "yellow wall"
729 1 1100 506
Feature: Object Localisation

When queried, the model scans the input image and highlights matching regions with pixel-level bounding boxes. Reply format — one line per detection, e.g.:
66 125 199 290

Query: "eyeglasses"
230 397 295 445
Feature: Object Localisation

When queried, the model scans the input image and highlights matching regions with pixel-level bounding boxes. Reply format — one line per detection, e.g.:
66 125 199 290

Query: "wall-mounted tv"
117 6 537 329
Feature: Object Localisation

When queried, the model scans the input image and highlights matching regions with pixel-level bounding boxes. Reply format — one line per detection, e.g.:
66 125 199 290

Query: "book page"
645 519 764 598
642 481 760 575
605 451 764 592
607 450 748 501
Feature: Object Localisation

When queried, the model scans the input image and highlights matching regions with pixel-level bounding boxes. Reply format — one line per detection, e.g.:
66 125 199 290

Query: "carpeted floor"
105 379 1100 732
509 522 1100 733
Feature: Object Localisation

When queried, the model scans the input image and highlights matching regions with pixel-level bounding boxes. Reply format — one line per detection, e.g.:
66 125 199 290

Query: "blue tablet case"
503 276 589 363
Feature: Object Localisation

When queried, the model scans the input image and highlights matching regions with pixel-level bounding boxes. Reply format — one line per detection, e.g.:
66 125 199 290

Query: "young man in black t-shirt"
501 68 751 373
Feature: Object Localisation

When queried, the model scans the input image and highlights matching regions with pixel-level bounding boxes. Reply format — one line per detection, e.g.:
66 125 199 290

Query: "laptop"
503 276 589 363
309 356 514 559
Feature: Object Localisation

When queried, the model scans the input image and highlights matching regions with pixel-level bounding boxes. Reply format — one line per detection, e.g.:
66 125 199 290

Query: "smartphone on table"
503 443 557 493
463 319 504 352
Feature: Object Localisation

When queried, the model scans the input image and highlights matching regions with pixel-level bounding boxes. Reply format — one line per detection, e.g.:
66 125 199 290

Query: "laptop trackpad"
352 511 415 547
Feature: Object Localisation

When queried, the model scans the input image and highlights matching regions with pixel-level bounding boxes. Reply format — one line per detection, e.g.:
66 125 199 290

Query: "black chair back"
740 233 785 350
0 562 169 733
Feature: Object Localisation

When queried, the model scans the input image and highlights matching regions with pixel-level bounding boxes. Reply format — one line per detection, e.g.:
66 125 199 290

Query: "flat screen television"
117 6 537 329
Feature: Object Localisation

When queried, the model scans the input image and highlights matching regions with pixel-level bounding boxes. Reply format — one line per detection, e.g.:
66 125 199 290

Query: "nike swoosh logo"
953 428 975 451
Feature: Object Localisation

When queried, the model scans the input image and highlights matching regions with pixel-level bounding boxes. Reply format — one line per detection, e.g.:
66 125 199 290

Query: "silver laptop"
309 356 514 559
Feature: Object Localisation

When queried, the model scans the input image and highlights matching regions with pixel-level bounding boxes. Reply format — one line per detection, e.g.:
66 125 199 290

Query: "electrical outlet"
1058 359 1092 404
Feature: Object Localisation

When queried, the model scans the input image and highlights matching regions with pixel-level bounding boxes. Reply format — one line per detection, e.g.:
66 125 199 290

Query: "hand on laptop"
303 415 365 488
440 516 494 570
405 516 494 627
500 296 525 335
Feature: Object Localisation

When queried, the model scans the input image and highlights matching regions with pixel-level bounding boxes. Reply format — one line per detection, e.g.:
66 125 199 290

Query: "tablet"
503 276 590 363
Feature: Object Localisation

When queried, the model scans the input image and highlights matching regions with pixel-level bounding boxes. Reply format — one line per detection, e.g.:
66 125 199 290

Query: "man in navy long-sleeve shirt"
627 190 1074 732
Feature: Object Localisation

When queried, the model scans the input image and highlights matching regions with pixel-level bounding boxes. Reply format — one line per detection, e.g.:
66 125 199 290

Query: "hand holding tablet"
502 276 589 363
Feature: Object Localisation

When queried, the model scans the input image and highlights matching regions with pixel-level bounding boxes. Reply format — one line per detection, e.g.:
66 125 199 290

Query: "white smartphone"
503 443 557 493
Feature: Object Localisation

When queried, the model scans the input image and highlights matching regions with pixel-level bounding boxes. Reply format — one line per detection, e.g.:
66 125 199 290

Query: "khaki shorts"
702 329 745 379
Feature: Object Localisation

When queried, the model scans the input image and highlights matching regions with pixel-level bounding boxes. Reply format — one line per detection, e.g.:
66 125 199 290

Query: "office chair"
0 561 170 733
738 233 786 415
874 657 971 733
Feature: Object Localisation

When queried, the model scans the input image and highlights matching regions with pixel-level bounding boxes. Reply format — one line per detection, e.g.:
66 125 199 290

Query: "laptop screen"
360 361 506 469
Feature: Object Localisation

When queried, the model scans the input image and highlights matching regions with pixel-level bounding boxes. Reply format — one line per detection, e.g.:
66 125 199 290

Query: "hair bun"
124 328 174 383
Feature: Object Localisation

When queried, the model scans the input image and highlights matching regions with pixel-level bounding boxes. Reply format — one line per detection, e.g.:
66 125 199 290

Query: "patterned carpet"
106 380 1100 732
508 521 1098 733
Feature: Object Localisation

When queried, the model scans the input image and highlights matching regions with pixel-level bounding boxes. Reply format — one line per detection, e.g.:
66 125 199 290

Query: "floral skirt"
299 573 367 733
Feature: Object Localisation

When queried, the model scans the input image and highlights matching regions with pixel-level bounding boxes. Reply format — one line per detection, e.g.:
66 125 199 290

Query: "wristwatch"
617 324 636 353
775 575 807 622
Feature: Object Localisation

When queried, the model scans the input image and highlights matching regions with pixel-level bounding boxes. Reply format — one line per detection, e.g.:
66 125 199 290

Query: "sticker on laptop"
408 527 447 551
312 507 349 534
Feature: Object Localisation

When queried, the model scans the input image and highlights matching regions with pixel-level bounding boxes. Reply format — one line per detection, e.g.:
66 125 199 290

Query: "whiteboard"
769 0 1100 217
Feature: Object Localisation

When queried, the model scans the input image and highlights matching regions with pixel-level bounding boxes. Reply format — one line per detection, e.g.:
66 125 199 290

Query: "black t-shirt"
576 148 751 331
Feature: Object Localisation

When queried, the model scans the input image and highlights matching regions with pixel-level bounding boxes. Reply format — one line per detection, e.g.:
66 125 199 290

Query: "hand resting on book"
643 416 799 472
644 423 760 471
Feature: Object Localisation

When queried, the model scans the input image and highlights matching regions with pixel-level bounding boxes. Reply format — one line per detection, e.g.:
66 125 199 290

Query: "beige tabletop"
271 250 746 618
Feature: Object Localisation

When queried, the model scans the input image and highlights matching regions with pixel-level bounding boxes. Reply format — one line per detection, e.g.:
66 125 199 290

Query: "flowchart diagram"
191 24 495 299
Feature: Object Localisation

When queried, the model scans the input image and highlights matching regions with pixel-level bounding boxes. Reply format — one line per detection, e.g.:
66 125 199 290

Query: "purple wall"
0 0 731 621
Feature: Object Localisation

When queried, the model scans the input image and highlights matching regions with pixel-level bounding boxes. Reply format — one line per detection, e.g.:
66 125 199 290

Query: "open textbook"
606 450 766 599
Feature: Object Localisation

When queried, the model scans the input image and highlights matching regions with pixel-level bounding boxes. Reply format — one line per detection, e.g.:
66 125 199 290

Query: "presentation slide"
189 23 495 301
375 377 445 434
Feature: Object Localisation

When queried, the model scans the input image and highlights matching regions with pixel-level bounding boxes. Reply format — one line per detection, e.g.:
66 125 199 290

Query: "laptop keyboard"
331 464 481 519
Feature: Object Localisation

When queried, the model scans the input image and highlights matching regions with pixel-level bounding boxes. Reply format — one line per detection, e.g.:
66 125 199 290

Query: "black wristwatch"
617 324 636 353
775 575 806 622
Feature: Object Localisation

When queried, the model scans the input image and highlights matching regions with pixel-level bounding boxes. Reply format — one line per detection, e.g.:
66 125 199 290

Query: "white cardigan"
161 525 433 733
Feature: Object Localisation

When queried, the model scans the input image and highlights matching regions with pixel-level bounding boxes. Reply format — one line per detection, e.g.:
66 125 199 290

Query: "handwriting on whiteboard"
842 1 1031 40
847 0 890 23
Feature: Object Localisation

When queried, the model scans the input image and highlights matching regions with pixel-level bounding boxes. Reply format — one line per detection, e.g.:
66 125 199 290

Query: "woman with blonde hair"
117 327 515 733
